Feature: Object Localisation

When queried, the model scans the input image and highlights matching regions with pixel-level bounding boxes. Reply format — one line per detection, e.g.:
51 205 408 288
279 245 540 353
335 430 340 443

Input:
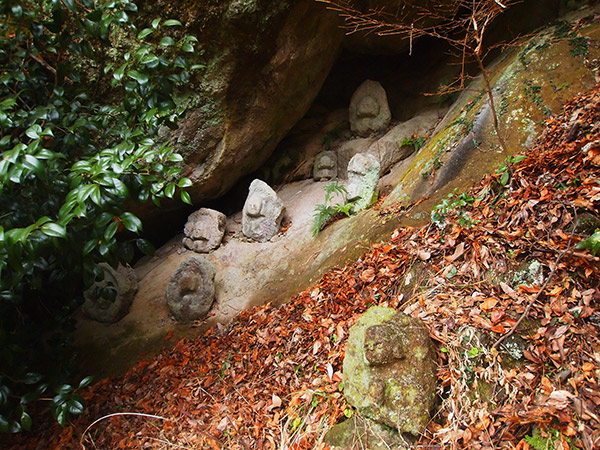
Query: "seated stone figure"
165 256 216 323
346 152 380 214
242 179 285 242
349 80 391 137
82 264 138 323
343 306 437 436
313 150 338 181
182 208 226 253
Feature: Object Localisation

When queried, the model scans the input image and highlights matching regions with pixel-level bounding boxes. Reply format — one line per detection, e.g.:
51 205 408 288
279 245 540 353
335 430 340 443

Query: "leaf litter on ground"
6 85 600 450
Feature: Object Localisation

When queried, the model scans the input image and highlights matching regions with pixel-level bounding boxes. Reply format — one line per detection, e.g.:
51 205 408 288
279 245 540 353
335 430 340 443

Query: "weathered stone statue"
183 208 227 253
347 153 380 214
343 306 437 435
242 179 285 242
165 256 216 323
82 264 138 323
349 80 391 137
313 151 338 181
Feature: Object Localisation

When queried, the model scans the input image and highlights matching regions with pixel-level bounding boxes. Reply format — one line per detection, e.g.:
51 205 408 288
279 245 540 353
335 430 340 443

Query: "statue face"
179 273 200 295
347 167 367 201
245 195 264 218
314 153 337 181
356 96 380 119
364 324 405 365
317 155 335 170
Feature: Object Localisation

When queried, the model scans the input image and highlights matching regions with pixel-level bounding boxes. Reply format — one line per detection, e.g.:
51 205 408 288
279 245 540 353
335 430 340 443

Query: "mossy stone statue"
343 306 437 435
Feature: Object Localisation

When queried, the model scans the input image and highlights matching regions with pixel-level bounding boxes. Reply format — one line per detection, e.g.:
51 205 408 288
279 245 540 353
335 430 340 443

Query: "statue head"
245 195 264 218
313 151 338 181
356 96 380 119
347 153 379 203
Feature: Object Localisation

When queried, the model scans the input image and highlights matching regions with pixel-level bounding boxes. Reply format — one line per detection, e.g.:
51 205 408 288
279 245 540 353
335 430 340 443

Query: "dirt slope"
6 85 600 450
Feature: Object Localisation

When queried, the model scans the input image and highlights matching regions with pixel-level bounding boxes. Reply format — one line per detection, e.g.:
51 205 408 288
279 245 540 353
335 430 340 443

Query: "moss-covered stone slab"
386 6 600 207
343 306 437 435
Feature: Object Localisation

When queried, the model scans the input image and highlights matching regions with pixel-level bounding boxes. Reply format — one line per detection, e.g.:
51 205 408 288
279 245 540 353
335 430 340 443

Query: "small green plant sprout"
312 181 355 235
524 428 572 450
400 135 426 152
575 230 600 255
431 189 479 229
49 376 93 428
496 154 527 187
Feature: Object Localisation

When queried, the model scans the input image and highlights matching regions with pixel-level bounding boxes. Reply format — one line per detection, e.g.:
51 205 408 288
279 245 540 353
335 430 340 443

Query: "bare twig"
16 45 73 86
318 0 518 154
80 412 169 449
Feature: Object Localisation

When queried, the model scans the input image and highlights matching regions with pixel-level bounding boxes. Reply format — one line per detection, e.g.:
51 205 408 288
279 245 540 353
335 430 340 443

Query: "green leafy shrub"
400 135 425 152
0 0 197 430
496 154 527 187
312 181 354 235
431 188 479 229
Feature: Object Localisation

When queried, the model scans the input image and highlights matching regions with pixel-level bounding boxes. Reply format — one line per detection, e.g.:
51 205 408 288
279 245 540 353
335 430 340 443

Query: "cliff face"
140 0 344 203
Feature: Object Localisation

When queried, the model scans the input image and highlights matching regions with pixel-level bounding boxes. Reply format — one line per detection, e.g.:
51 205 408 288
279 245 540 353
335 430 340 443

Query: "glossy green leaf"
128 70 149 85
177 177 192 188
104 221 119 240
20 391 39 405
82 239 97 256
61 0 76 11
159 36 175 47
23 373 43 385
55 385 73 395
78 376 94 389
137 28 154 39
23 155 43 175
20 411 32 431
67 399 84 415
163 19 182 27
86 9 103 22
40 223 66 238
181 190 192 205
165 182 176 199
56 409 67 427
119 212 142 233
90 185 102 205
167 153 183 163
0 415 8 433
136 238 155 255
25 125 41 140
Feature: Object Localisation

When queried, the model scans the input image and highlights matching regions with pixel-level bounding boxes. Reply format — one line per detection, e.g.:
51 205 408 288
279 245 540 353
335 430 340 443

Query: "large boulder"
385 12 600 206
144 0 344 205
343 306 437 435
82 264 138 323
165 256 216 323
367 108 443 173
